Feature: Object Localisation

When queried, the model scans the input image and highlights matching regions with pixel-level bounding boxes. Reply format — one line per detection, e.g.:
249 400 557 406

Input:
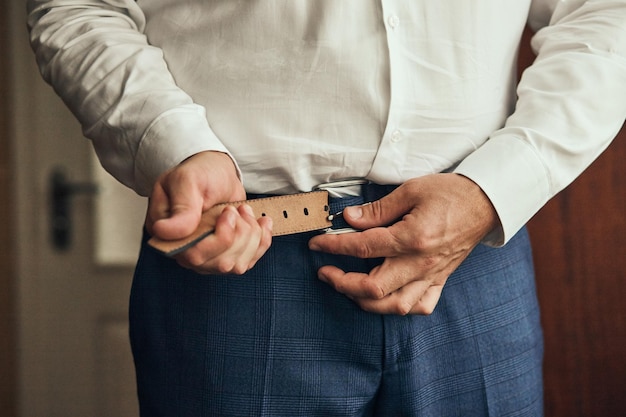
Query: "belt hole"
324 205 329 212
261 213 266 217
303 208 309 216
283 210 288 218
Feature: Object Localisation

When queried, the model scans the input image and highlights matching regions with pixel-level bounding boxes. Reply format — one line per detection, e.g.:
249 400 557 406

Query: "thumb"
342 189 411 229
146 151 244 241
147 181 205 240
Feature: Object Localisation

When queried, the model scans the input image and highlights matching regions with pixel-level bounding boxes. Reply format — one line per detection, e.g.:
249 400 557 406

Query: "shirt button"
390 130 402 143
387 15 400 29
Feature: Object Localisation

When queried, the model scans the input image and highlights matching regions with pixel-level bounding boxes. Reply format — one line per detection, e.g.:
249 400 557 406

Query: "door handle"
49 168 98 250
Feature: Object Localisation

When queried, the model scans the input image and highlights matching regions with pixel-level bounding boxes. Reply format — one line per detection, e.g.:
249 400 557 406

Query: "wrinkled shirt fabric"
27 0 626 244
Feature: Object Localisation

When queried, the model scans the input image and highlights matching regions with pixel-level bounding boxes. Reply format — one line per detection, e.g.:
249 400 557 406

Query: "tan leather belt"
148 191 333 256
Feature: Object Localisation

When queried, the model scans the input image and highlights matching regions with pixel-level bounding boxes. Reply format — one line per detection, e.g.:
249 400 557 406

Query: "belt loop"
313 178 370 199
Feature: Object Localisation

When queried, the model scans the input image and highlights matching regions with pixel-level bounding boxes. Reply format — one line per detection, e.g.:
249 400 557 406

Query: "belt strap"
148 191 332 256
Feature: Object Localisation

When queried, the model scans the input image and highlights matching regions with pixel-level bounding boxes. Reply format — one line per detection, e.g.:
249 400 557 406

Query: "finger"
152 206 202 241
149 180 205 240
249 214 273 270
175 205 238 270
342 185 414 230
411 283 445 315
316 266 377 298
317 264 432 315
318 262 446 315
317 262 417 301
145 183 171 234
227 204 270 273
317 255 427 299
355 281 444 316
309 227 403 259
146 183 167 220
178 205 271 274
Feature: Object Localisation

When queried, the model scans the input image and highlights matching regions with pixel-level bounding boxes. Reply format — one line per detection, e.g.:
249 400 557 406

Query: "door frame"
1 1 17 416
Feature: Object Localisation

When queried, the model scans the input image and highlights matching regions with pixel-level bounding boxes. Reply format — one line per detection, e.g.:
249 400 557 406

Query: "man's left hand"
308 173 499 315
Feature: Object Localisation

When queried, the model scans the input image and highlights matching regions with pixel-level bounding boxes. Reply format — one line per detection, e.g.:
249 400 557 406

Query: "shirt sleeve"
454 0 626 246
27 0 234 196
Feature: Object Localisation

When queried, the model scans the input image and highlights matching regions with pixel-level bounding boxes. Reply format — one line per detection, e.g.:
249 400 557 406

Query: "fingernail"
317 270 328 283
345 206 363 220
308 240 320 251
242 204 254 216
224 207 237 228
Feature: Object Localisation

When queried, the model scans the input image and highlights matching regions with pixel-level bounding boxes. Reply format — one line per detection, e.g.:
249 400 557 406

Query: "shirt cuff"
454 134 551 247
134 104 238 196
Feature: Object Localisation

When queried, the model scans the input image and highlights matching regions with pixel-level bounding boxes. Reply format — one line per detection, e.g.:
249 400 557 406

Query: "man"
27 1 626 415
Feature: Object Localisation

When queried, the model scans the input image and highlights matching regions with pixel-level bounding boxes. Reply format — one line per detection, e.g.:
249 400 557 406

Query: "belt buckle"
313 178 369 235
312 178 370 192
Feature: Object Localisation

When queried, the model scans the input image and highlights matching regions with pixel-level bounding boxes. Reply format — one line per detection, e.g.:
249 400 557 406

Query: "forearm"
27 0 229 195
455 0 626 245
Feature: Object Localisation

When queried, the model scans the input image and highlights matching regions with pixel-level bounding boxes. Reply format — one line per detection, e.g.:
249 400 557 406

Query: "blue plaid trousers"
130 189 544 416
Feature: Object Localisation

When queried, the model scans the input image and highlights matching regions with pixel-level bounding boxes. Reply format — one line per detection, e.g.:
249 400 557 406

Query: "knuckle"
183 251 206 268
330 279 347 293
239 216 255 231
419 304 436 315
393 301 413 316
261 234 272 251
217 231 235 248
414 297 437 315
359 303 379 314
231 263 249 275
216 258 236 274
353 242 374 259
408 235 434 252
247 259 261 272
362 280 386 299
368 200 387 224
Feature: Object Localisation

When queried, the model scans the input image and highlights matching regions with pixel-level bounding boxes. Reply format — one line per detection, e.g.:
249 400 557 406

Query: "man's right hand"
145 151 273 275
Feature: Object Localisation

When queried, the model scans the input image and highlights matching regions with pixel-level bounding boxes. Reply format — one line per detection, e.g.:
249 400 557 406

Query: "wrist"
194 151 245 202
453 173 500 239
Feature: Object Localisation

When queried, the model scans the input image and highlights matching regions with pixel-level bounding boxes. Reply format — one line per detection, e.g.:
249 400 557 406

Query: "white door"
10 1 145 416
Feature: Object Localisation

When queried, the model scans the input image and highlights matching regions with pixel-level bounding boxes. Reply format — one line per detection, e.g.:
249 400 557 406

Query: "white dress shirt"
28 0 626 245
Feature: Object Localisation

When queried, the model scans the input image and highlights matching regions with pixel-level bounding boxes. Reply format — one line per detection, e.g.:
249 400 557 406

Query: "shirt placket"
368 0 409 183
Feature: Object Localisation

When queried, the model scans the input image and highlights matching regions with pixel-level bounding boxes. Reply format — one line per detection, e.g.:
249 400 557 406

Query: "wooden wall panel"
519 26 626 417
529 127 626 416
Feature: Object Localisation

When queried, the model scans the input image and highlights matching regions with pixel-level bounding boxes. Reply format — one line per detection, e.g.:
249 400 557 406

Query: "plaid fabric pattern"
130 188 543 416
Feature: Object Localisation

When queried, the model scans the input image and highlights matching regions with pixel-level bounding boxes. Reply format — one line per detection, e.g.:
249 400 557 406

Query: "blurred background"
2 2 625 416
